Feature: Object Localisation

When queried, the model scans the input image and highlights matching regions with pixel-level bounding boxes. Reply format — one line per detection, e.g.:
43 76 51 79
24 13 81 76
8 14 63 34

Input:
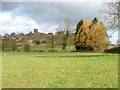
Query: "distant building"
28 29 52 44
34 29 38 33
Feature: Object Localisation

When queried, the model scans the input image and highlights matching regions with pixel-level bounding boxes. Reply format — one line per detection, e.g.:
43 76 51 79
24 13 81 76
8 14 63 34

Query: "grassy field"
4 44 116 52
2 51 118 88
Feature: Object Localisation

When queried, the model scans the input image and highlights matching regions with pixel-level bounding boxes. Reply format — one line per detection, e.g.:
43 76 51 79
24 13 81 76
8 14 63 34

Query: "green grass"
0 52 2 89
4 43 116 52
16 44 76 52
2 52 118 88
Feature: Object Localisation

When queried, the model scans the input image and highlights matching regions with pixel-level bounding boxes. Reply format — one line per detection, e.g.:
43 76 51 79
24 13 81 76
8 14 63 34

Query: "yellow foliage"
75 20 108 52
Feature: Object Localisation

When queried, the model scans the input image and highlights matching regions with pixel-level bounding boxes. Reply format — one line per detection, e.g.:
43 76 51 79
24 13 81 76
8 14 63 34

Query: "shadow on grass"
36 54 108 58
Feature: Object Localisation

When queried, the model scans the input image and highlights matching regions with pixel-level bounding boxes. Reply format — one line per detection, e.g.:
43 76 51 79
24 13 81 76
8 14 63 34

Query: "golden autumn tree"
74 17 108 52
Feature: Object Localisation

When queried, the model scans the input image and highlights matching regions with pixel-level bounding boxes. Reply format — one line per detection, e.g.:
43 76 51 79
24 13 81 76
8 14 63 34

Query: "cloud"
2 2 21 11
2 2 104 25
1 2 105 34
0 12 59 35
0 12 44 35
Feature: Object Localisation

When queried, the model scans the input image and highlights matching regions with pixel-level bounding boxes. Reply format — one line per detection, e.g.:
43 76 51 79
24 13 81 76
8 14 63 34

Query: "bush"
2 39 17 51
75 17 108 52
23 44 31 52
104 45 120 53
35 40 41 45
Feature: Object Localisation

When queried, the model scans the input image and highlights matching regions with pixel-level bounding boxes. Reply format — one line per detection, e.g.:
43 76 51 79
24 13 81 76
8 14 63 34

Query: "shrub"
104 45 120 53
35 40 41 45
2 39 17 51
23 44 31 52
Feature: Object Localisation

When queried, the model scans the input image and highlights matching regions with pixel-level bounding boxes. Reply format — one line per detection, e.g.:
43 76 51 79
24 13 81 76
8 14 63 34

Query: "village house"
28 29 52 45
1 28 75 48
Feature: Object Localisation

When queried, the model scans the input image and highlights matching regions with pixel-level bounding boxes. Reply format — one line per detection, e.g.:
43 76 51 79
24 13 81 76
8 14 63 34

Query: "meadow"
2 51 118 88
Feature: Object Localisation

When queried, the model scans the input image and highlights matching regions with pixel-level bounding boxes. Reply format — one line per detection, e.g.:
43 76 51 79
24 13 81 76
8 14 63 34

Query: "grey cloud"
2 2 21 11
20 2 104 24
2 2 104 29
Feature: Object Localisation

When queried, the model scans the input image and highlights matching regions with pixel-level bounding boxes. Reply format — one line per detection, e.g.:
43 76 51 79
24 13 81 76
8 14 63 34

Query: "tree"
62 18 72 50
55 18 72 50
11 40 17 51
27 31 32 36
100 0 120 45
51 33 54 51
101 0 120 29
48 33 54 51
18 32 25 36
55 24 64 45
74 18 108 52
45 33 55 51
11 32 17 37
62 33 67 50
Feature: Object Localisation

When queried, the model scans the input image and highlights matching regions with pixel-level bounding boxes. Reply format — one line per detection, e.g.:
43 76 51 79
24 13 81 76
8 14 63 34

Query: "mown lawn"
2 52 118 88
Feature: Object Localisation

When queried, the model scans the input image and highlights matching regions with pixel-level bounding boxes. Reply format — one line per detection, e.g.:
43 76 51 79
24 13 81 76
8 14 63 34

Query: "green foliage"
89 17 98 29
76 20 83 30
27 31 32 36
75 20 83 35
2 40 9 51
62 35 67 50
2 39 17 51
92 17 98 24
66 30 69 37
62 30 69 50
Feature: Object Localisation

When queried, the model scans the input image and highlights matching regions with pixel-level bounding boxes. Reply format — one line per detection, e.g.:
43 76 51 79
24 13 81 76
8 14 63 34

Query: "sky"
0 0 119 44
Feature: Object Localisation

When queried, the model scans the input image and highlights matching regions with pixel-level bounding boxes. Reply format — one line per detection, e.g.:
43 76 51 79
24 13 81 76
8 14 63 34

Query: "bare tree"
55 18 72 50
100 0 120 45
64 18 72 33
48 33 54 51
101 0 120 29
